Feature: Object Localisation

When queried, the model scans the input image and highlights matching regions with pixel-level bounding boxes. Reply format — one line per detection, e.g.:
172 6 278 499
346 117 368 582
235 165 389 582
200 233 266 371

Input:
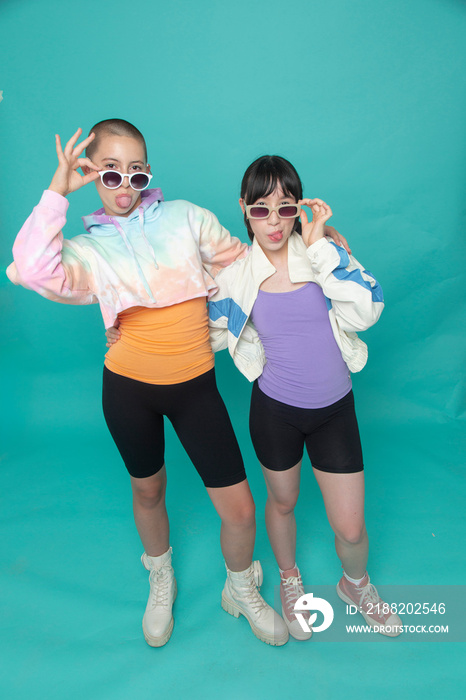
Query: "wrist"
306 236 324 249
48 183 68 197
48 171 69 197
305 226 325 248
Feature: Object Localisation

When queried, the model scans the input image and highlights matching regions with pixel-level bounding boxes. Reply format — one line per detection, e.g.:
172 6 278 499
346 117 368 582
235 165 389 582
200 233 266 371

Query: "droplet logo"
294 593 334 633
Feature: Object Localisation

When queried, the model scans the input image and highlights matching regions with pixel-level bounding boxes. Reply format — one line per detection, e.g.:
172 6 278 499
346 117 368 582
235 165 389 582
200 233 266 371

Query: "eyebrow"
102 157 145 165
256 195 294 201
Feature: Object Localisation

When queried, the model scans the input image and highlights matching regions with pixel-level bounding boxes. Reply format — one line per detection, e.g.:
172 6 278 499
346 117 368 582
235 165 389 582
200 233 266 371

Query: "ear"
146 163 151 173
239 197 246 215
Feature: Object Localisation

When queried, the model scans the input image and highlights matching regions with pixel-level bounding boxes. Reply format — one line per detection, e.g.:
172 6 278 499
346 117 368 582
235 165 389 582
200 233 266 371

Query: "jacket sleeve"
6 190 96 305
306 237 384 332
188 204 249 277
207 267 231 352
208 266 252 352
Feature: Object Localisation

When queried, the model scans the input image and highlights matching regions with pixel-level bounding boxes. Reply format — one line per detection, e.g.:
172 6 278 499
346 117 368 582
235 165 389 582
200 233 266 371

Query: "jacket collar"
250 233 316 286
82 187 164 231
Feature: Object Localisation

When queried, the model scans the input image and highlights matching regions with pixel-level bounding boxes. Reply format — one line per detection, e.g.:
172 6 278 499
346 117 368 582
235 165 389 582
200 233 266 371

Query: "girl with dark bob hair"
209 155 402 640
240 156 303 240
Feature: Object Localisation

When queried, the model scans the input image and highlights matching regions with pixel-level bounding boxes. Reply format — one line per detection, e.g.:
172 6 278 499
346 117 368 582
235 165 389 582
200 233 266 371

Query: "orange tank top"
104 297 214 384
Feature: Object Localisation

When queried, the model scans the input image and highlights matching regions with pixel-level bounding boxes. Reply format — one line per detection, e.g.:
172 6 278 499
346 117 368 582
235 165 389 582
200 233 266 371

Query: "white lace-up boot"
141 547 177 647
222 561 289 646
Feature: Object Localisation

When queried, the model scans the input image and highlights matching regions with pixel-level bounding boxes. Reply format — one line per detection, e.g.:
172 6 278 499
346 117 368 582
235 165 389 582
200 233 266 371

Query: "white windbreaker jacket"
208 233 384 381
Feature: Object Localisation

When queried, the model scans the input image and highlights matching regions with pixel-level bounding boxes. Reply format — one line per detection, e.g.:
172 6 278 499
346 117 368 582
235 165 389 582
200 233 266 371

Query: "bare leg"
130 466 170 557
312 468 368 579
261 462 302 571
207 479 256 571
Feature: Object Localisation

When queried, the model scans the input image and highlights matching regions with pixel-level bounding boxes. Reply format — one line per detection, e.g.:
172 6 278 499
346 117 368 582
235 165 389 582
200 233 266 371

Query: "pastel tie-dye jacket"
7 188 248 328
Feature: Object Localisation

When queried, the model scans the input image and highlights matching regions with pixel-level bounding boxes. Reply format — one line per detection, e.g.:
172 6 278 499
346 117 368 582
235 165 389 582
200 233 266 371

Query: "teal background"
1 0 465 698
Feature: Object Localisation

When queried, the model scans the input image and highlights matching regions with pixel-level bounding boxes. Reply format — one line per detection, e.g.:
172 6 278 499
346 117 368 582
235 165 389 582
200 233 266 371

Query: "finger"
55 134 65 161
338 232 351 254
77 157 100 171
301 197 325 206
106 328 120 339
326 226 350 253
73 132 96 158
300 198 318 208
338 232 348 244
64 128 83 155
300 208 309 227
81 171 100 186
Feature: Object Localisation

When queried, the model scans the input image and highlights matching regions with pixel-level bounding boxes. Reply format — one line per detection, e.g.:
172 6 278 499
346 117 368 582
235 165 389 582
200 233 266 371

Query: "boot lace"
355 581 381 610
236 570 269 614
281 574 305 615
353 580 395 623
149 566 172 609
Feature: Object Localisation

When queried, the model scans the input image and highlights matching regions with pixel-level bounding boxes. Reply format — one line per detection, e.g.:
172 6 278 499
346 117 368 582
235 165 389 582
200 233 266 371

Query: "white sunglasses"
245 203 301 219
99 170 153 191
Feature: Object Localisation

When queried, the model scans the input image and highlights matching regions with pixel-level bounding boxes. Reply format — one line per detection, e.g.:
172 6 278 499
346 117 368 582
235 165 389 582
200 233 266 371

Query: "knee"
132 477 166 509
237 498 256 528
335 522 366 546
224 498 256 529
268 492 299 517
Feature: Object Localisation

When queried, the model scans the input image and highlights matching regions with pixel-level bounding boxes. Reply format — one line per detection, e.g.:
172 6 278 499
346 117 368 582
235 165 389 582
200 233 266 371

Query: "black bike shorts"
102 366 246 487
249 383 363 474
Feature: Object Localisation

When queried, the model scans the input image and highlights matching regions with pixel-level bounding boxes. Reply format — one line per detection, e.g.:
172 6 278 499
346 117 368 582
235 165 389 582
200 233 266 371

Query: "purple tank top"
250 282 352 408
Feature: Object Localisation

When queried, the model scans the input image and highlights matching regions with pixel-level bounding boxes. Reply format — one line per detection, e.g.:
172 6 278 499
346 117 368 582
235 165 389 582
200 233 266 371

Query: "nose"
122 175 130 188
268 210 280 225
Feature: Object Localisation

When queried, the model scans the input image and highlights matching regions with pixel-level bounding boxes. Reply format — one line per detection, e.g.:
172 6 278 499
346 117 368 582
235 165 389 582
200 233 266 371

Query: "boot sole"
221 592 289 646
336 583 402 637
143 582 177 647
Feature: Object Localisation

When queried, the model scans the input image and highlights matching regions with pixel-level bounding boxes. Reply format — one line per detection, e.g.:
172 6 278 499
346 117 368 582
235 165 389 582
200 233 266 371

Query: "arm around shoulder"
190 204 249 276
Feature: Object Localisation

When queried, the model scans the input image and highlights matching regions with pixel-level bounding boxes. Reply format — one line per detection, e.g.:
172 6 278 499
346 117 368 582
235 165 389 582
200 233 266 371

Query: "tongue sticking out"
116 195 132 209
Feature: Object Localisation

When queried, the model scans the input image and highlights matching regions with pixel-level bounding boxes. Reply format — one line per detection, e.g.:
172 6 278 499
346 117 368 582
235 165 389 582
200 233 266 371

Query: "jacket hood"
81 188 164 232
80 187 164 304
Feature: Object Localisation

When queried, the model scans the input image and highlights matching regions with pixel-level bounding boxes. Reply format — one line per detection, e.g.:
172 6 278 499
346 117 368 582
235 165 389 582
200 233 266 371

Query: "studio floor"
1 358 464 700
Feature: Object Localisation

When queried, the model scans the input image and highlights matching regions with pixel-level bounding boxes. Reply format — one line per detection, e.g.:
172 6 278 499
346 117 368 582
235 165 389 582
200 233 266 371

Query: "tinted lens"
102 171 123 189
129 173 150 190
278 205 299 218
249 206 269 219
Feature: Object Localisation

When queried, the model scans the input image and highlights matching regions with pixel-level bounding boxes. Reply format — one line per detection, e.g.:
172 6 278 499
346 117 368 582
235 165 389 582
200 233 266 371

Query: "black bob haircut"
240 156 303 241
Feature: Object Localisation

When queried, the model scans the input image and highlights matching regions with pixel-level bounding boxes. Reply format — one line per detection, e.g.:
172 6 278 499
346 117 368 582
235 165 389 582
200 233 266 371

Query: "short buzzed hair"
86 119 147 162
